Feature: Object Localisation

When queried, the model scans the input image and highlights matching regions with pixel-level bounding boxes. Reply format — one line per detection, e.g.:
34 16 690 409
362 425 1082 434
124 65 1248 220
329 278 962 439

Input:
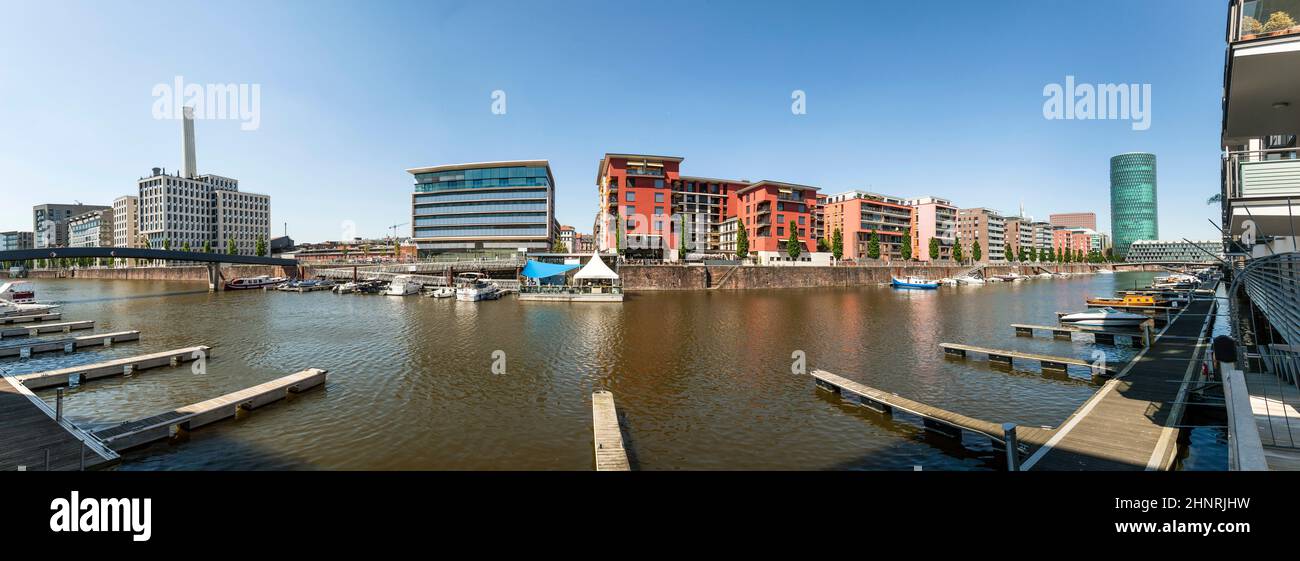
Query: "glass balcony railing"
1227 148 1300 199
1235 0 1300 42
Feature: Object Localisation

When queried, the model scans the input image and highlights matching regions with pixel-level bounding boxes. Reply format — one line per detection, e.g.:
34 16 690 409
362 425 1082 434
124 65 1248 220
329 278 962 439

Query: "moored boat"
225 275 287 290
385 275 422 296
1060 307 1150 327
455 273 503 301
891 277 939 289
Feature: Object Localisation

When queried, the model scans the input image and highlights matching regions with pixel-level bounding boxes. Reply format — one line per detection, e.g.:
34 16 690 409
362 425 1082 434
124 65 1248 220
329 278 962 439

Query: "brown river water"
1 272 1226 470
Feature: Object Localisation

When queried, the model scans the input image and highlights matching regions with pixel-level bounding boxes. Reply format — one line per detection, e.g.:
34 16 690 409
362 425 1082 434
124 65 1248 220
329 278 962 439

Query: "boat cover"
521 260 580 279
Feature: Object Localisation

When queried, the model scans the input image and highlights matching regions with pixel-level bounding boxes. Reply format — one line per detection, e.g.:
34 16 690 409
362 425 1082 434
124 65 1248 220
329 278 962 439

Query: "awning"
573 252 619 280
520 260 579 279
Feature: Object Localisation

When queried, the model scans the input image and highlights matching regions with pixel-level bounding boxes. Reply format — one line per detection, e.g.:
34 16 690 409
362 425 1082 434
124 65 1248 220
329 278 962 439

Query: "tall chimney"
181 106 197 179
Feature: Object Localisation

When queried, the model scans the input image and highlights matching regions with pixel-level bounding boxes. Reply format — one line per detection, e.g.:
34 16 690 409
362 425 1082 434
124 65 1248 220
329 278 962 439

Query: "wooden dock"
15 346 212 390
1011 322 1151 347
940 343 1113 379
592 390 630 471
1021 295 1217 471
0 373 118 471
0 312 61 325
0 320 94 340
811 369 1055 463
93 368 328 451
0 330 139 358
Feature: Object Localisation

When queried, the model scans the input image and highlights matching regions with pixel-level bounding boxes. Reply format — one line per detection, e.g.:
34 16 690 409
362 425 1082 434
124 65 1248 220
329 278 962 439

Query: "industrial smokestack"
181 106 197 179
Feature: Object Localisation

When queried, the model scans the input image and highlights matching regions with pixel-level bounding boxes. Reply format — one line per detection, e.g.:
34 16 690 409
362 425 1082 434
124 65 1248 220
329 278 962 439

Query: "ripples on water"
0 272 1218 471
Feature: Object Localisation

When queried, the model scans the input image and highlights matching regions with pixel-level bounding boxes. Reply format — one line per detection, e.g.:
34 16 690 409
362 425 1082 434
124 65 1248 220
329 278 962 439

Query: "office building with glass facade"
1109 152 1158 259
408 160 557 257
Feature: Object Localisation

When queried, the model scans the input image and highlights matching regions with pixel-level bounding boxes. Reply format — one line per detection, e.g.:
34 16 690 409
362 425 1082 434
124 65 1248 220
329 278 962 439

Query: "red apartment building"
822 191 914 260
734 181 820 254
595 153 817 259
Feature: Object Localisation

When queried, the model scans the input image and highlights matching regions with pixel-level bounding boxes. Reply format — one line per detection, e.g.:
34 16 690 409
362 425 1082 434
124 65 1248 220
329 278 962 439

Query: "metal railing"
1225 148 1300 200
1229 252 1300 454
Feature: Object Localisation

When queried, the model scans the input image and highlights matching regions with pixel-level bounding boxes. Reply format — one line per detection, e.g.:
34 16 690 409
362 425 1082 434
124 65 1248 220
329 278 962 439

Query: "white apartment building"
1124 240 1222 264
113 195 139 248
138 107 270 255
67 209 114 248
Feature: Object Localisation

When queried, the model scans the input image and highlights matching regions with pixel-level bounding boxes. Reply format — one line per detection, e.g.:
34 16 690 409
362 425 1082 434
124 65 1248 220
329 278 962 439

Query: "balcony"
1226 1 1300 144
1226 149 1300 239
1234 0 1300 42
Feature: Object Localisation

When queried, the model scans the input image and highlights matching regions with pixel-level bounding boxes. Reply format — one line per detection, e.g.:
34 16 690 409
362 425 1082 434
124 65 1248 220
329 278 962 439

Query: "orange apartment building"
822 191 913 260
906 196 956 261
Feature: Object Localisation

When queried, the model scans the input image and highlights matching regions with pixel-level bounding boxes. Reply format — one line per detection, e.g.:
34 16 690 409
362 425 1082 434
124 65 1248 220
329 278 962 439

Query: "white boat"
225 275 287 290
333 281 358 294
385 275 422 296
455 273 503 301
939 277 959 286
0 281 37 303
1036 272 1053 278
1060 307 1150 327
0 299 59 316
956 275 985 285
1097 269 1115 275
426 287 455 298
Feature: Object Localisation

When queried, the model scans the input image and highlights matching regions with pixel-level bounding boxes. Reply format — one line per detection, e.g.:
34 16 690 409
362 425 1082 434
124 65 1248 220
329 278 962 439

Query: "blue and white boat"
891 276 939 289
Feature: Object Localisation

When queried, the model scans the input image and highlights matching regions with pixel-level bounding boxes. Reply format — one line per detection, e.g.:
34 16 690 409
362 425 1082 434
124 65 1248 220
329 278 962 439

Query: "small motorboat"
1087 293 1178 308
0 281 37 303
1060 308 1150 327
0 299 60 316
1036 272 1053 278
225 275 287 290
456 273 504 301
891 277 939 289
956 275 985 285
1097 269 1115 275
385 275 422 296
426 287 455 298
333 281 358 294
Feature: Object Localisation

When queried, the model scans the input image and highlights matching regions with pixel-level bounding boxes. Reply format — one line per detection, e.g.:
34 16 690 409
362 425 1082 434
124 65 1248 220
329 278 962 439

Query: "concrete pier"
0 330 140 358
592 390 630 471
940 342 1113 379
94 368 328 451
0 313 61 325
15 346 211 390
0 320 94 340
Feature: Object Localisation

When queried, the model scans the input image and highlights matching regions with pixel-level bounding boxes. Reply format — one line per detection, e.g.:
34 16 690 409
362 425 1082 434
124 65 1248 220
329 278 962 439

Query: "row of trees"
159 235 269 257
780 229 1119 264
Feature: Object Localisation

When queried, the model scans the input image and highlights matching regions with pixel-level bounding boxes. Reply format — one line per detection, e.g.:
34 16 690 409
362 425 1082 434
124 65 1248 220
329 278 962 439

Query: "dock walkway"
1022 295 1216 470
592 390 630 471
0 373 118 470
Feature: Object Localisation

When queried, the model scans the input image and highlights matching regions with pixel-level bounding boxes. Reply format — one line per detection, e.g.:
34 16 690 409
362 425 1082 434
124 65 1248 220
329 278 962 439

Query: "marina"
0 270 1228 470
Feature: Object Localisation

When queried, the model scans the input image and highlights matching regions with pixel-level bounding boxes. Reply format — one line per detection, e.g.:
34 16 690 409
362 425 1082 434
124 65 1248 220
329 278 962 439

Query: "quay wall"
621 263 1113 291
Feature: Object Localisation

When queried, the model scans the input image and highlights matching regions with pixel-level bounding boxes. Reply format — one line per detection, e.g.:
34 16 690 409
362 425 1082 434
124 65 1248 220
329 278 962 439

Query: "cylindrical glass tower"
1109 153 1158 259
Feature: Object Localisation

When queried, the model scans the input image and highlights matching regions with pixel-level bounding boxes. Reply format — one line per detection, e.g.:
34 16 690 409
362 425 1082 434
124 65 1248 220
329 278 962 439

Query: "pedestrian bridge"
0 247 297 267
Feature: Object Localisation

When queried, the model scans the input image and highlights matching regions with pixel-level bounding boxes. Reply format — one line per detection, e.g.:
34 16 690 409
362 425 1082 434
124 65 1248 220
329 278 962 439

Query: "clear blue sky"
0 0 1226 243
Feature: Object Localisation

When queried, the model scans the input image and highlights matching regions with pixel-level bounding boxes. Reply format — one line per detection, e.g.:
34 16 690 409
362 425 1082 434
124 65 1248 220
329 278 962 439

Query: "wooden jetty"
1012 322 1152 347
0 330 139 359
811 369 1054 466
0 373 118 471
0 312 61 325
15 346 212 390
93 368 328 451
940 343 1113 379
1021 296 1217 470
0 320 94 340
592 390 630 471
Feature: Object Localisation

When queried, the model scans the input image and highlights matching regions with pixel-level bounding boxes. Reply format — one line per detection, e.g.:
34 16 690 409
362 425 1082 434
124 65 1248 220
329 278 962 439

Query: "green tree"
971 240 982 262
181 241 190 252
256 235 267 257
866 232 881 260
831 228 843 261
227 237 237 255
953 236 964 263
929 237 940 260
817 237 830 253
899 231 912 260
203 240 213 253
735 224 749 260
163 238 171 251
678 215 688 261
786 227 802 259
552 240 567 253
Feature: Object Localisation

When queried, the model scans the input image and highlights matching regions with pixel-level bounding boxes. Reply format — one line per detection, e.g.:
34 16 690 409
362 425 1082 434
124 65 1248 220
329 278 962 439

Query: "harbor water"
0 272 1226 470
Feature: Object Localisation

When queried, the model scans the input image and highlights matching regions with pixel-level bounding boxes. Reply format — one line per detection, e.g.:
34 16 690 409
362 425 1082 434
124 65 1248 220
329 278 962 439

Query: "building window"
798 216 805 225
777 214 785 223
777 227 784 236
626 192 635 202
654 179 664 188
655 192 664 203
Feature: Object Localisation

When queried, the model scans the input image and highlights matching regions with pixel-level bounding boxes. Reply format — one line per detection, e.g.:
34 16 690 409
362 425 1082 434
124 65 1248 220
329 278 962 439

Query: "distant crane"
387 222 408 241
